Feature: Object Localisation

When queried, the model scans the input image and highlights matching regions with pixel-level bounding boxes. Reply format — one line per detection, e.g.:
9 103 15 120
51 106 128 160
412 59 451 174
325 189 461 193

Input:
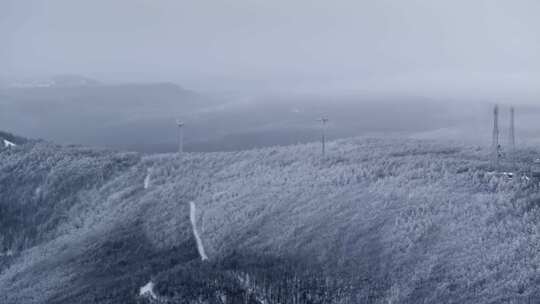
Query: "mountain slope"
0 137 539 303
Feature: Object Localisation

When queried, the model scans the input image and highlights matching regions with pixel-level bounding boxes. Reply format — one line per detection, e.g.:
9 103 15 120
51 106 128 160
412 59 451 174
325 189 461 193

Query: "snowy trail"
143 170 151 189
189 201 208 261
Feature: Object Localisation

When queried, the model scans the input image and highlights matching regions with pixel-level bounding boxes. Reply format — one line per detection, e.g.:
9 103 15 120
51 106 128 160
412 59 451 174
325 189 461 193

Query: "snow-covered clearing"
139 281 157 299
189 201 208 261
2 139 16 148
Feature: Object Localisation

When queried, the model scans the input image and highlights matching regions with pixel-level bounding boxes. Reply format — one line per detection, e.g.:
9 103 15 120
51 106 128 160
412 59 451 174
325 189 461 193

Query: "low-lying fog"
1 79 538 153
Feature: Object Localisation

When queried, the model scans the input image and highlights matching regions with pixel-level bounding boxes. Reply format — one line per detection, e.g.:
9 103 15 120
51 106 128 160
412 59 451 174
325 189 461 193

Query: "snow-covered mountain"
0 135 539 303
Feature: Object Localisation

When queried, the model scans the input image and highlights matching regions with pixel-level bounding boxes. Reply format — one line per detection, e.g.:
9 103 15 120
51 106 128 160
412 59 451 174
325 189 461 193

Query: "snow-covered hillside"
0 137 539 303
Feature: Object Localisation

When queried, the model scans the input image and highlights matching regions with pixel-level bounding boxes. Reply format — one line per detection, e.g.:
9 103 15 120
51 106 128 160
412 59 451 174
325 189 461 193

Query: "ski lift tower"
318 117 328 157
176 119 185 153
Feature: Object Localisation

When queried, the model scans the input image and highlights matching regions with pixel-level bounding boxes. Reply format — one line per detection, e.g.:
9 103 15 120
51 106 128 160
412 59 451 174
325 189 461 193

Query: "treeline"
147 252 387 304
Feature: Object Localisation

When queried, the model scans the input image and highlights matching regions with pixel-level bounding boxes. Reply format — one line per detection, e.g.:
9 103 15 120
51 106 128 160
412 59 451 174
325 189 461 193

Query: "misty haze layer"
1 0 539 96
2 81 540 153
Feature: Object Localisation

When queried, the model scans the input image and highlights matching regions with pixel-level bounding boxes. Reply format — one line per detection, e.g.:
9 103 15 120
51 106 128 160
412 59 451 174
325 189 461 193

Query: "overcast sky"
1 0 539 95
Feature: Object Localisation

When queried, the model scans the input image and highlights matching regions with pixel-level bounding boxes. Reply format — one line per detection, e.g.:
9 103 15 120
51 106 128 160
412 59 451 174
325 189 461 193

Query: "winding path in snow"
189 201 208 261
143 170 151 189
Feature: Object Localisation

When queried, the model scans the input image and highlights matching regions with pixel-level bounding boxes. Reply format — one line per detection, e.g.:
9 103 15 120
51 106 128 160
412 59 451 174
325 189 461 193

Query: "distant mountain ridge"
0 81 208 148
5 74 100 88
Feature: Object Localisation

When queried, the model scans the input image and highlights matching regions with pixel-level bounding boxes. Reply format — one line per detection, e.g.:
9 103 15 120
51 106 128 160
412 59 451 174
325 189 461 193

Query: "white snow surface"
3 139 16 148
143 170 151 189
139 281 157 299
189 201 208 261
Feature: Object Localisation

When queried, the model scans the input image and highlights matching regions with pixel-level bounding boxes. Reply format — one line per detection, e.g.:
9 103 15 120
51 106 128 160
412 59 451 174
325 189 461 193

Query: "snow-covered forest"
3 0 539 302
1 136 539 303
